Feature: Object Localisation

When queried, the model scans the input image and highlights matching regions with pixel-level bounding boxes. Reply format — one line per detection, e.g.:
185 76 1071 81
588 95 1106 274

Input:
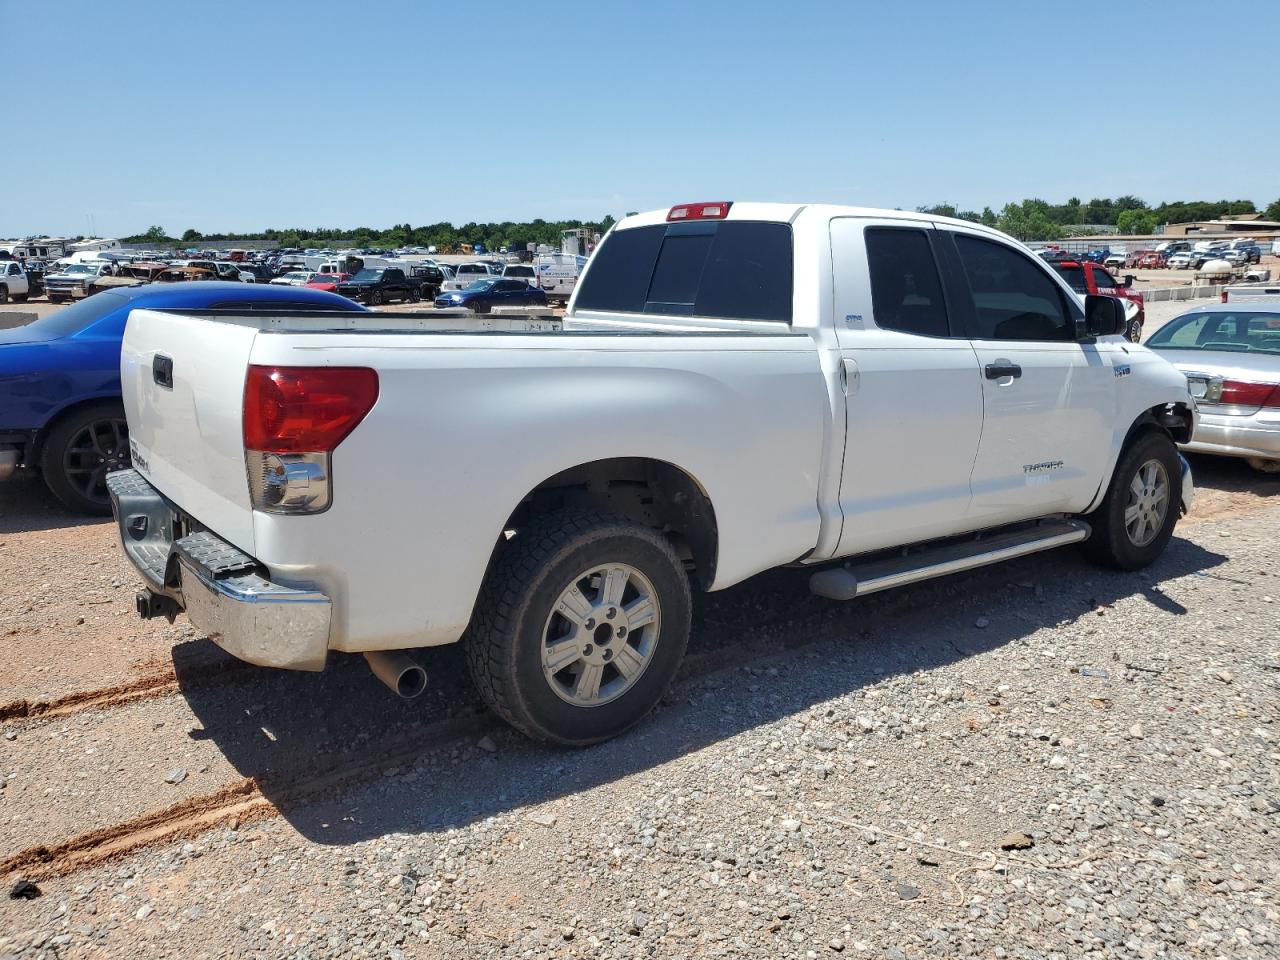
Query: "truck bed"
120 306 828 652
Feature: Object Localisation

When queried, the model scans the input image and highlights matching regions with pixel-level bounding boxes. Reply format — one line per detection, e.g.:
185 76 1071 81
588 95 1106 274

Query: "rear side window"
1052 264 1087 293
865 228 949 337
953 235 1070 341
575 221 793 323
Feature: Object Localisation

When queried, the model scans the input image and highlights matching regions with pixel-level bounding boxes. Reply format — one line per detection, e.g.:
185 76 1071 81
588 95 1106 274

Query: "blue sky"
8 0 1278 237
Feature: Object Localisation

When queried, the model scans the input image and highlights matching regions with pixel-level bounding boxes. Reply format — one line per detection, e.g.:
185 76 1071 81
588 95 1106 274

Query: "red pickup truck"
1048 259 1145 342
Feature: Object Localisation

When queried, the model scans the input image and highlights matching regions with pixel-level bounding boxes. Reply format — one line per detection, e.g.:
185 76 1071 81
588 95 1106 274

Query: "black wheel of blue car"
41 401 130 515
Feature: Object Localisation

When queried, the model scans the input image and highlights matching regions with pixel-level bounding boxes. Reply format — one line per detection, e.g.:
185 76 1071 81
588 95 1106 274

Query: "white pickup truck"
110 202 1196 745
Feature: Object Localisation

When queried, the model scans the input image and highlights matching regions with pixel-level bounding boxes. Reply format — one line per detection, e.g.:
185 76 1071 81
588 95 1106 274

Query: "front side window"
953 235 1070 341
1093 268 1118 289
864 228 949 337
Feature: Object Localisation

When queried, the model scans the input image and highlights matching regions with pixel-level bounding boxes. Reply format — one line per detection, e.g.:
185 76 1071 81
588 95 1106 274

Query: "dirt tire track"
0 779 270 880
0 653 254 726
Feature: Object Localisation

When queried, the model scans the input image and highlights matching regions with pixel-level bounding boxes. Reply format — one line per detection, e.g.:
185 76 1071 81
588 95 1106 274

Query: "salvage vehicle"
1146 303 1280 473
0 283 367 513
44 262 118 302
0 260 31 303
335 267 420 305
535 252 588 304
434 276 549 313
1047 258 1146 342
111 202 1195 745
440 262 499 292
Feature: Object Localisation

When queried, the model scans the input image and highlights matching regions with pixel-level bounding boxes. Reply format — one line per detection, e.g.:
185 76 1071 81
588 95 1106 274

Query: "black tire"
13 293 28 303
408 287 420 303
470 301 488 314
369 290 383 306
466 510 691 746
48 295 65 304
1082 430 1181 570
40 401 130 515
1127 319 1143 343
0 284 7 304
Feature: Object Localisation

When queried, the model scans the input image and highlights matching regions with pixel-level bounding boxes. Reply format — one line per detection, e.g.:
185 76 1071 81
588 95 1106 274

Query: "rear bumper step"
809 519 1091 601
108 469 331 671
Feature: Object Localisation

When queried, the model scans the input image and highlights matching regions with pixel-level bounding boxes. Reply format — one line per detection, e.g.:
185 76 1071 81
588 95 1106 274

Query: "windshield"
10 291 128 337
506 266 534 276
1147 311 1280 355
64 264 97 275
352 269 382 281
465 279 498 291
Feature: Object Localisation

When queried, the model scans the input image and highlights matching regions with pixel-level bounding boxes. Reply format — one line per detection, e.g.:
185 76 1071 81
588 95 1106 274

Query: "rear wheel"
40 401 130 515
1082 431 1181 570
466 510 691 745
408 287 421 303
0 284 7 304
369 290 383 306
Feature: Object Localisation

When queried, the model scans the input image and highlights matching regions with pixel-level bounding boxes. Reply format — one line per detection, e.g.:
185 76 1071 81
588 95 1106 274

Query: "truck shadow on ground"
0 475 106 535
172 530 1227 847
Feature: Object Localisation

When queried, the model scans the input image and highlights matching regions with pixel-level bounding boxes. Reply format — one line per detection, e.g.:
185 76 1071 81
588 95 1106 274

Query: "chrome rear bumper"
107 469 331 671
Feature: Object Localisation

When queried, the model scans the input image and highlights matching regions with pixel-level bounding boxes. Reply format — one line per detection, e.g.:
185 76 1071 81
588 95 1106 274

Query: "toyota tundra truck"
110 202 1196 745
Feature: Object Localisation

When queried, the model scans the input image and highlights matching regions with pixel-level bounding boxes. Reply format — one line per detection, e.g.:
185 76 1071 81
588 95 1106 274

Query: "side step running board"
809 519 1090 601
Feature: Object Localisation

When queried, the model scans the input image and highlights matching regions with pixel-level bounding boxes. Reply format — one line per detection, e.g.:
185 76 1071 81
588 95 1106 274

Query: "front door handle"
984 359 1022 380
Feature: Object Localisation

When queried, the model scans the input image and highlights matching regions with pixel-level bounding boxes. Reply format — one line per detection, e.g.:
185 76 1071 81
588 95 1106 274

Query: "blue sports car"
434 277 548 313
0 281 367 513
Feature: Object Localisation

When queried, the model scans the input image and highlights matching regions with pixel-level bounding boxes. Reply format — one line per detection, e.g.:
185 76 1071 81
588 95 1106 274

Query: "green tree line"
122 197 1280 248
916 197 1276 242
122 217 618 250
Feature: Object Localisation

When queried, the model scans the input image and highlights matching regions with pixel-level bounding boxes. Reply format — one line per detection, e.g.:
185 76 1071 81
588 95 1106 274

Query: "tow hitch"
136 589 181 623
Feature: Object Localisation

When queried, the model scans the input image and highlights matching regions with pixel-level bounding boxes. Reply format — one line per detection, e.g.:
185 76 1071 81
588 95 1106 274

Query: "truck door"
940 228 1114 523
828 218 985 556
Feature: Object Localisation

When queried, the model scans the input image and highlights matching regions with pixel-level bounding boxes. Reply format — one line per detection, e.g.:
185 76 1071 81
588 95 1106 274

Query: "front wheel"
1127 319 1143 343
408 288 420 303
466 510 691 745
1082 431 1181 570
368 290 383 306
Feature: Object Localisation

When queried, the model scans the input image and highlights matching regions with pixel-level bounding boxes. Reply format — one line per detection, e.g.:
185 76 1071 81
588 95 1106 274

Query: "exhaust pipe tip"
364 651 428 699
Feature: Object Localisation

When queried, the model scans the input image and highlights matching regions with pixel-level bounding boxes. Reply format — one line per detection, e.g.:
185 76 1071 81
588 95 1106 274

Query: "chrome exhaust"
364 651 428 699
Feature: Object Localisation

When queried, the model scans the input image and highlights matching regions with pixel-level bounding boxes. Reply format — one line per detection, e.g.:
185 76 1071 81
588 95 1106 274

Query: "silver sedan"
1146 302 1280 473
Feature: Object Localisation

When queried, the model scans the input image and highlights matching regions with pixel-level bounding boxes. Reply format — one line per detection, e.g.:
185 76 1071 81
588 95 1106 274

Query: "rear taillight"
667 201 731 222
1219 380 1280 408
243 365 378 514
1221 289 1229 303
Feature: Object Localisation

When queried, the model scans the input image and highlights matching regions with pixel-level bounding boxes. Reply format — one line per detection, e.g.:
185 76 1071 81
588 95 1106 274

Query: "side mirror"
1082 294 1126 338
1121 274 1135 288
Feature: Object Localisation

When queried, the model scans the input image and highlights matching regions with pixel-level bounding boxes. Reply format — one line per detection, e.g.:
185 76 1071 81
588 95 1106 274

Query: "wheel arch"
1086 401 1194 514
32 394 127 465
494 456 720 590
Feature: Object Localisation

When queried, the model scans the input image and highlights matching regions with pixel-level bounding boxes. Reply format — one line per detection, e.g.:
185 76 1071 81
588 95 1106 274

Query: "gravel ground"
1 458 1276 959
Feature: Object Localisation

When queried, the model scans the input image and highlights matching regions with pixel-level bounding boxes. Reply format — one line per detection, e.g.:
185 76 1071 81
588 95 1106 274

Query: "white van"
535 253 588 303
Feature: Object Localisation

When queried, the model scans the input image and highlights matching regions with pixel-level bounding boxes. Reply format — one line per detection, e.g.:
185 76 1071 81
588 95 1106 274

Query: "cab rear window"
575 221 793 323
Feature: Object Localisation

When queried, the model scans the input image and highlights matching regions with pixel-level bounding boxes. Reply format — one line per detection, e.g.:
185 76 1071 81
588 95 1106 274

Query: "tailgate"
121 308 257 553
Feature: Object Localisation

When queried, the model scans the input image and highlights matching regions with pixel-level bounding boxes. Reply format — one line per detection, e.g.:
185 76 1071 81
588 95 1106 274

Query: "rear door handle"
984 359 1022 380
